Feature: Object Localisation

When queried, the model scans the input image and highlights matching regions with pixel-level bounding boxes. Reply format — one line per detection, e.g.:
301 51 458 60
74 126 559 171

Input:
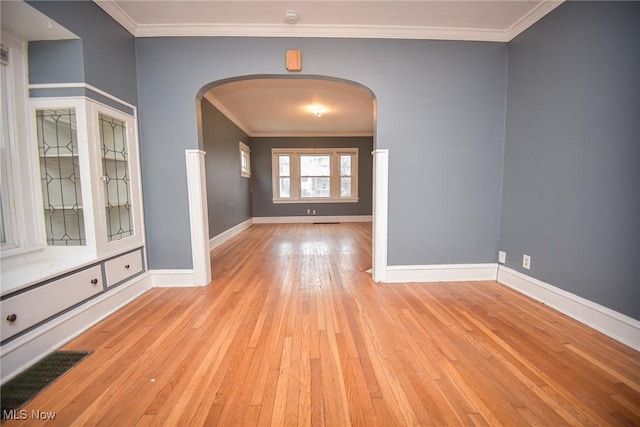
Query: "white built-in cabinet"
1 96 145 348
31 97 143 258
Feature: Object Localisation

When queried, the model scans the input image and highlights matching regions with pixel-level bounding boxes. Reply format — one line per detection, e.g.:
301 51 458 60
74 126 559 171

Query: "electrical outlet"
498 251 506 264
307 208 311 214
522 254 531 270
312 209 316 215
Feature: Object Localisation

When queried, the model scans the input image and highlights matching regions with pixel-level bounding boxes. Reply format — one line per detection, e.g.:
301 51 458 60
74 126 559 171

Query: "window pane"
279 155 290 176
241 152 248 170
340 155 352 176
37 108 85 246
341 177 352 198
301 177 330 198
300 155 330 177
279 177 290 198
99 113 133 242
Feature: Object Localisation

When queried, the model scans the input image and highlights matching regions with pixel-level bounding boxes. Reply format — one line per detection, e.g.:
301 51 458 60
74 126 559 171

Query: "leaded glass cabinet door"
94 105 142 253
99 113 132 241
35 107 85 246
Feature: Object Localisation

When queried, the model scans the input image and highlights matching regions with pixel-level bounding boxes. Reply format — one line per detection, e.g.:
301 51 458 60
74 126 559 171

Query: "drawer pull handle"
125 264 130 269
91 278 99 285
6 314 17 322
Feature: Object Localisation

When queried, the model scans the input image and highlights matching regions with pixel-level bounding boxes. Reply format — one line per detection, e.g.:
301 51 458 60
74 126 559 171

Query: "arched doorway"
189 75 387 284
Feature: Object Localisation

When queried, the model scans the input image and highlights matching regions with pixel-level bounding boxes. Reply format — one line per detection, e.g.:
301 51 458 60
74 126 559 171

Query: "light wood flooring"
5 223 640 426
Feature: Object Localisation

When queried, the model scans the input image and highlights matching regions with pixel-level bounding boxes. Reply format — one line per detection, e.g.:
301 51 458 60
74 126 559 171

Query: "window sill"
272 198 359 204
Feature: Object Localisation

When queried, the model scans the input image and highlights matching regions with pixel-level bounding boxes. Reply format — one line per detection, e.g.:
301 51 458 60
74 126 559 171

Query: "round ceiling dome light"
284 11 299 25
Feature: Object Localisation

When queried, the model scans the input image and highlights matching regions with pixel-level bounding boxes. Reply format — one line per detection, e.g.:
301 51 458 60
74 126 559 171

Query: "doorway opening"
190 75 387 284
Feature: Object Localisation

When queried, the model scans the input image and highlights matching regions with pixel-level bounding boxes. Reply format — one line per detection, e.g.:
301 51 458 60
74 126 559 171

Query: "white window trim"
239 141 251 178
0 32 46 258
271 147 359 204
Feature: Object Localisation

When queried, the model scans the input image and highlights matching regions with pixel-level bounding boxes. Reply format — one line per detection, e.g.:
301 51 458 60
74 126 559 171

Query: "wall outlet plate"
523 254 531 270
498 251 506 264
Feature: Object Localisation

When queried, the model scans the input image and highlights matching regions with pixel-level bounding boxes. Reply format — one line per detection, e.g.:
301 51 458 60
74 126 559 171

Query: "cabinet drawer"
104 251 143 287
1 265 103 342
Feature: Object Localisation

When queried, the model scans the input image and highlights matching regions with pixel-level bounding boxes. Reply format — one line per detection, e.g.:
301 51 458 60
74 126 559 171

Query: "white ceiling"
1 1 77 41
6 1 566 137
204 78 376 137
95 0 563 42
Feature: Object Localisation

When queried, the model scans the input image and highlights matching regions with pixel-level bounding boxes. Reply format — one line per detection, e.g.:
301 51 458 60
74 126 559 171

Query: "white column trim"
185 150 211 286
372 149 389 282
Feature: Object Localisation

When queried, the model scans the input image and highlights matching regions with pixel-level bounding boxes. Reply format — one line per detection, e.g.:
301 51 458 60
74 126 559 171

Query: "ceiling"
204 78 375 137
1 1 77 41
6 1 565 137
95 0 563 42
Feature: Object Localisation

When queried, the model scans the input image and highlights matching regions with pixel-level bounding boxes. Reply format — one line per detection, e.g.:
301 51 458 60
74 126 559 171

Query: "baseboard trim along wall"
0 273 152 382
208 216 373 251
209 219 253 251
150 269 196 288
385 263 499 283
253 215 373 224
497 266 640 351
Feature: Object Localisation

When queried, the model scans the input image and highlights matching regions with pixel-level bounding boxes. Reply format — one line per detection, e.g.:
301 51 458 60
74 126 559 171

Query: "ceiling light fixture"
310 105 324 117
284 11 299 25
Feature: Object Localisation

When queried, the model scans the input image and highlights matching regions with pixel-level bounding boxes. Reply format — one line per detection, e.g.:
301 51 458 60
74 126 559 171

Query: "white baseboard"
385 263 498 283
209 218 253 251
1 273 152 382
497 266 640 351
253 215 372 224
150 269 196 288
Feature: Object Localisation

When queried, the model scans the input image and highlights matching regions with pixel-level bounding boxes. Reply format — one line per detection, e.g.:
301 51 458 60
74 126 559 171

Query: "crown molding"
136 23 509 42
202 93 373 138
93 0 564 42
94 0 137 35
506 0 564 41
202 92 253 136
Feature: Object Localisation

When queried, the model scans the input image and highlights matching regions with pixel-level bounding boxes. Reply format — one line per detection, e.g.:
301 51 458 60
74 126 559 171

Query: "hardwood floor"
6 223 639 426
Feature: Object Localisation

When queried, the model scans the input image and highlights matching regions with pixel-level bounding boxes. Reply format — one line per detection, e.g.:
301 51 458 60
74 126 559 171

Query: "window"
272 148 358 203
1 33 44 257
239 141 251 178
1 44 14 247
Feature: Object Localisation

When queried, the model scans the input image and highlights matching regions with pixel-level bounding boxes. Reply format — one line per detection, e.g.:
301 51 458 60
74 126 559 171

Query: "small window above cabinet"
29 97 144 262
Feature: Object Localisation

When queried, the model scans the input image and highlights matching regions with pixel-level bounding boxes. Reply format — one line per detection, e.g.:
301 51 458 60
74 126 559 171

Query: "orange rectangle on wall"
286 50 302 72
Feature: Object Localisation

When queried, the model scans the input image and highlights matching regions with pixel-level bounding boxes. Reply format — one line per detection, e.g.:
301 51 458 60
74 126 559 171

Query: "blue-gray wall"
500 2 640 319
136 38 507 269
23 0 639 321
250 136 373 218
28 39 84 84
27 1 138 106
201 99 252 237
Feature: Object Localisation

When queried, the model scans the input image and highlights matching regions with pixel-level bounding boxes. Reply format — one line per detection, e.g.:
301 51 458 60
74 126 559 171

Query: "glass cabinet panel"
98 113 133 242
35 108 85 246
